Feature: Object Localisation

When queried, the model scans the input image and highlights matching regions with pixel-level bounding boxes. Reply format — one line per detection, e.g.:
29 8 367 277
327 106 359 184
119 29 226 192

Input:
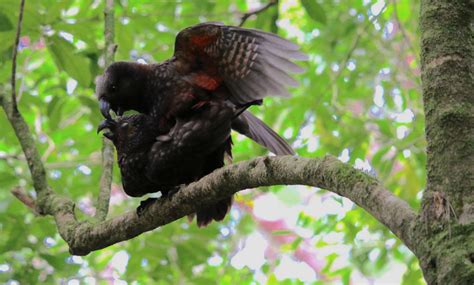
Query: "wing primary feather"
260 50 306 74
233 111 295 155
261 43 309 61
253 61 300 87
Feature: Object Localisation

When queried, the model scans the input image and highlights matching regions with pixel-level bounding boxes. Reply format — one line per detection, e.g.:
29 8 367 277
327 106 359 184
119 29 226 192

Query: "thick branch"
52 155 417 256
95 0 116 221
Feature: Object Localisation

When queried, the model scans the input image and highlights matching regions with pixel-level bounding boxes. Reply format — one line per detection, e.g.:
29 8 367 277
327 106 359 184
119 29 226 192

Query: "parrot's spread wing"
173 22 307 105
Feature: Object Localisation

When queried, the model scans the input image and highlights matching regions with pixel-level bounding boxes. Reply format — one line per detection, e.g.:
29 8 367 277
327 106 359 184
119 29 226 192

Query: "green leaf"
47 35 91 87
0 31 14 53
0 11 13 31
300 0 327 25
48 97 66 131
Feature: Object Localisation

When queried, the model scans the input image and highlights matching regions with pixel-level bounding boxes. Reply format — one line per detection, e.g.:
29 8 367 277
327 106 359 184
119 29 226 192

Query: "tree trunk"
418 0 474 283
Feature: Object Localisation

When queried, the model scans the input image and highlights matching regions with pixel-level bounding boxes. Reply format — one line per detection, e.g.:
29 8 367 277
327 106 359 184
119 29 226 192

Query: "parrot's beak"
99 98 112 119
97 119 117 140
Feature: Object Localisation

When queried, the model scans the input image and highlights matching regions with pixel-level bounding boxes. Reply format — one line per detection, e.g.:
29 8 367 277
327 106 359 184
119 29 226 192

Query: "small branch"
391 0 418 61
1 0 51 201
95 0 116 221
0 153 24 161
334 3 387 81
11 186 38 215
239 1 277 27
329 4 387 108
391 0 422 88
51 155 418 256
11 0 26 111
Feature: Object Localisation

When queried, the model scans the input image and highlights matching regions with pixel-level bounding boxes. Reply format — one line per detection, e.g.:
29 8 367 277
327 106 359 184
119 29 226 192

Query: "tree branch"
10 0 25 111
11 186 38 215
1 0 51 203
239 0 277 27
47 155 418 256
95 0 117 221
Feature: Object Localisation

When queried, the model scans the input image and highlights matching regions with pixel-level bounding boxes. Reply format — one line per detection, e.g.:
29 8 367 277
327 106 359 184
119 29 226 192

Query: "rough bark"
31 156 419 256
419 0 474 283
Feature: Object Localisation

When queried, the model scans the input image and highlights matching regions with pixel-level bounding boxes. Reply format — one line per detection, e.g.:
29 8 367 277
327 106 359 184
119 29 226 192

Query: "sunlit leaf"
300 0 327 25
47 35 92 87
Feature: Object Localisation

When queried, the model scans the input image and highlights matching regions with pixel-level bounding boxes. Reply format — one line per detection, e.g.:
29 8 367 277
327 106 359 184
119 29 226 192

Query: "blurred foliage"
0 0 425 284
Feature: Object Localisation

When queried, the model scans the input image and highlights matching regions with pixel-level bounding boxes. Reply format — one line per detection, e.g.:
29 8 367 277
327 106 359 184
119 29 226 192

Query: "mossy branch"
58 155 417 256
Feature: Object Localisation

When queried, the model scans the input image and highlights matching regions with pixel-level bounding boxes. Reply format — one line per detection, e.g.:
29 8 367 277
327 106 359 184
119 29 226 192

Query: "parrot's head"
97 114 156 153
96 61 150 119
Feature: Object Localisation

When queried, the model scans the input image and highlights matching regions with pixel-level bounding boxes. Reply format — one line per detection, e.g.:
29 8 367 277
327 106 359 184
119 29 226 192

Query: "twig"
391 0 422 87
95 0 116 222
330 3 387 107
334 3 387 81
11 0 26 111
391 0 418 61
239 0 277 27
0 153 24 161
11 186 38 215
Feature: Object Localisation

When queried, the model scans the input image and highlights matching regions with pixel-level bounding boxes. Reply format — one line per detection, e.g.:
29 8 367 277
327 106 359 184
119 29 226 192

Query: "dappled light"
3 0 455 284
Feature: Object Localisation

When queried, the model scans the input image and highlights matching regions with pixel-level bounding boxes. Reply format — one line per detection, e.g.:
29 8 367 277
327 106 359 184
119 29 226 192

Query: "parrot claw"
97 119 117 140
161 185 184 200
156 135 172 142
136 198 158 217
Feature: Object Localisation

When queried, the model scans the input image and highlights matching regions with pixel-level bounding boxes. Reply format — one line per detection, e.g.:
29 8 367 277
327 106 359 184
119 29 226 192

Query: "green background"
0 0 424 284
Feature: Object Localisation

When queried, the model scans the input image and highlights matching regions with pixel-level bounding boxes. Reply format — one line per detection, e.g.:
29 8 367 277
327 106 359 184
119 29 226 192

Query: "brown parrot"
98 100 254 226
95 22 306 155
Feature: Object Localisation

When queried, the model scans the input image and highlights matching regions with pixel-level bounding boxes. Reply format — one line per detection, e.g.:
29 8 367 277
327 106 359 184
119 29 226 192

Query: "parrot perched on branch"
96 22 306 225
98 100 257 226
96 22 307 156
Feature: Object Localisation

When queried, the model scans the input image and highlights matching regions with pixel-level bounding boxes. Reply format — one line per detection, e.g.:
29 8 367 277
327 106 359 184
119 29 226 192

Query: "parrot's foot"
136 198 157 217
161 184 185 200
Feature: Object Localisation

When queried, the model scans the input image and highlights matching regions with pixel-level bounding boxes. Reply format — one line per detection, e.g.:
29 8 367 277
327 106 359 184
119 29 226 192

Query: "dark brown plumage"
96 22 307 155
98 101 251 226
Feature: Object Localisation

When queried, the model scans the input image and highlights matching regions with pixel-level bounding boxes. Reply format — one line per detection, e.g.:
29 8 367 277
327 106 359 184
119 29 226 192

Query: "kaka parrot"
98 100 254 226
95 22 307 155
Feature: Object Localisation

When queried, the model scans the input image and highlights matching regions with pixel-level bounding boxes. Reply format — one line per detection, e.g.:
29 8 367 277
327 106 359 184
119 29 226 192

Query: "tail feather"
195 197 233 227
232 110 295 155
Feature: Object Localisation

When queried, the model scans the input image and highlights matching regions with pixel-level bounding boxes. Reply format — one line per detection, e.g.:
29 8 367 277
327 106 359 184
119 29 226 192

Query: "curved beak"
99 98 112 119
97 119 117 140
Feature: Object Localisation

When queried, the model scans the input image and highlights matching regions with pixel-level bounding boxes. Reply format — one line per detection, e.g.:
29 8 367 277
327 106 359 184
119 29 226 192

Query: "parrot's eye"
110 85 117 91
